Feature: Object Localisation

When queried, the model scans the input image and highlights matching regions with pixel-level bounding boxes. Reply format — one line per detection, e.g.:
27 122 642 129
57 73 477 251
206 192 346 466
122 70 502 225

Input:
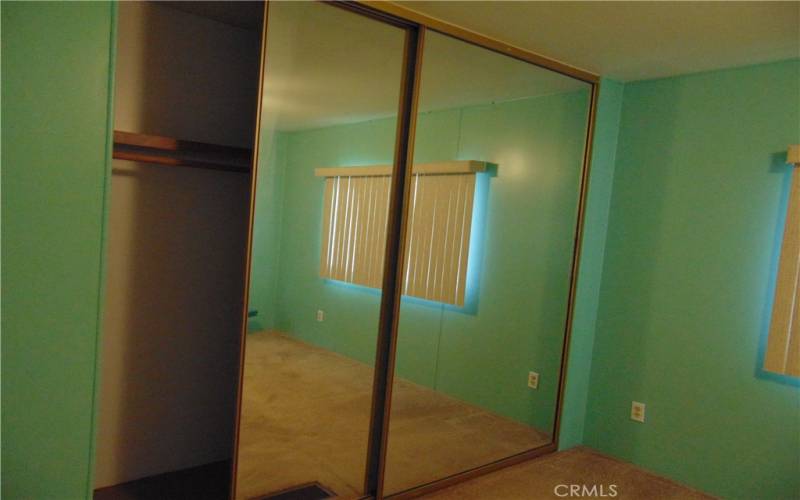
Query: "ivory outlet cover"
527 371 539 389
631 401 646 423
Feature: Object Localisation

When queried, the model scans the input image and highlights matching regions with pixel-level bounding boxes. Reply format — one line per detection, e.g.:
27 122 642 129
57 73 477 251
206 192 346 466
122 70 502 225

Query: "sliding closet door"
234 3 408 499
383 31 593 494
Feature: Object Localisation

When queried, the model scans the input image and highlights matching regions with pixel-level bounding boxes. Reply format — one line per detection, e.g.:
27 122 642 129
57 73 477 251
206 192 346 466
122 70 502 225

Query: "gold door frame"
231 2 600 499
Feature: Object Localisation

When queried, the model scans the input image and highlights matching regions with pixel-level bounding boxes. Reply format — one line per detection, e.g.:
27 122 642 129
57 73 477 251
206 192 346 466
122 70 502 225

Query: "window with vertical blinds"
316 161 487 307
765 146 800 377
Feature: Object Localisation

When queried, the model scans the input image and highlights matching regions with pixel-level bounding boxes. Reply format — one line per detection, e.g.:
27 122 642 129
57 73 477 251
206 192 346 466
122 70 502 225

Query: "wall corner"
558 78 624 450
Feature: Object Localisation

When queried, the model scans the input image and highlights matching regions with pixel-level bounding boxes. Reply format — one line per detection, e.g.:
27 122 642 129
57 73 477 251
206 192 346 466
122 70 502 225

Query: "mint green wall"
585 60 800 499
559 79 624 449
250 91 590 431
406 93 589 430
1 2 116 498
274 116 400 364
249 131 288 332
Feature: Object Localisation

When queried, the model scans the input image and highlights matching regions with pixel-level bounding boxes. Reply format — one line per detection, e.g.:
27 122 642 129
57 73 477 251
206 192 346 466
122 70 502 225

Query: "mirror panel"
236 3 406 498
384 30 593 494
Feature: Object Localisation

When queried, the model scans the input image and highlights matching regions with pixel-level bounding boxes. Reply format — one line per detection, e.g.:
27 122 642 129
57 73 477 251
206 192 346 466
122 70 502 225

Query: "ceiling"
164 1 798 130
399 1 800 82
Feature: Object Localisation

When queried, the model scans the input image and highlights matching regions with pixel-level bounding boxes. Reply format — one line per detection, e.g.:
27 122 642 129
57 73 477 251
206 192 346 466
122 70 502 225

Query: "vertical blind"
402 173 475 306
320 175 392 289
765 146 800 377
317 161 486 307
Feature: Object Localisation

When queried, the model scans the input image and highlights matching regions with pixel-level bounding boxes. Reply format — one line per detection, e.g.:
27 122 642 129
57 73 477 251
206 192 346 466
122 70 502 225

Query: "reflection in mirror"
235 3 405 498
384 31 592 494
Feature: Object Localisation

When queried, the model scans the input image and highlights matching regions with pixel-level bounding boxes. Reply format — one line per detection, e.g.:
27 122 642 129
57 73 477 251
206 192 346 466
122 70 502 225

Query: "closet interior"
93 1 595 499
94 1 263 496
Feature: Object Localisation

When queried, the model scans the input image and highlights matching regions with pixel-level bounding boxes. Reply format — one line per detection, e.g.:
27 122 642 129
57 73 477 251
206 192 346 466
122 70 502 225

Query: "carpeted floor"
427 446 713 499
94 446 713 499
96 331 712 500
235 331 551 499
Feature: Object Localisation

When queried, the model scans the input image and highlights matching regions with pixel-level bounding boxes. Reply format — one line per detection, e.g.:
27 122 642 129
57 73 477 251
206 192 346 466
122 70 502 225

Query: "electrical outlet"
527 371 539 389
316 309 325 322
631 401 646 423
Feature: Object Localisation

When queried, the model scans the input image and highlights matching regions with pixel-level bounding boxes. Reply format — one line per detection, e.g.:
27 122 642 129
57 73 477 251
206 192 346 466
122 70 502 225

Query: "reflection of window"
316 161 488 307
765 146 800 377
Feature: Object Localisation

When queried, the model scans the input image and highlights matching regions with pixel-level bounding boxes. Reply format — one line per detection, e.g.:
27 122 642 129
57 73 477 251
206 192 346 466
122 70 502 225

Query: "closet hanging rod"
112 131 252 173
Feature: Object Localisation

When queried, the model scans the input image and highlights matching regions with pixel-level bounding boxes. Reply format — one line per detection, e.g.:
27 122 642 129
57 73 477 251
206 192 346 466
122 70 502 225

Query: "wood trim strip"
113 130 251 173
114 130 251 156
112 150 250 173
314 160 488 178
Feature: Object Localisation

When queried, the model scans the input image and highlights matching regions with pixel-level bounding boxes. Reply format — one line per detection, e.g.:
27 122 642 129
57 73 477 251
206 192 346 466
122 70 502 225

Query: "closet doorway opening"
94 2 264 498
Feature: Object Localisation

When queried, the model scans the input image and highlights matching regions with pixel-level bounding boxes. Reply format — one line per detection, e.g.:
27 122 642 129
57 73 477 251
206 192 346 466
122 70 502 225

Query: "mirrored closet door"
234 2 408 498
235 2 596 499
384 31 593 495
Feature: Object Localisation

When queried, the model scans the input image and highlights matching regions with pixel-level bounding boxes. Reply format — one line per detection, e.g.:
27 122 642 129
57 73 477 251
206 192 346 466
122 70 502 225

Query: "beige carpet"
235 331 551 499
427 447 714 499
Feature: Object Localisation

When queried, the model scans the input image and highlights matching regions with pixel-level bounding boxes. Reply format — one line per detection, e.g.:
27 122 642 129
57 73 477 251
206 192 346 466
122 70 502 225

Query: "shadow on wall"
104 164 248 482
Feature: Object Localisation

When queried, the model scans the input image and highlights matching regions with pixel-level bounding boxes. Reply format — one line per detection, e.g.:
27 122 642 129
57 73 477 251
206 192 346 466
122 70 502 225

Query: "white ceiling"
399 1 800 82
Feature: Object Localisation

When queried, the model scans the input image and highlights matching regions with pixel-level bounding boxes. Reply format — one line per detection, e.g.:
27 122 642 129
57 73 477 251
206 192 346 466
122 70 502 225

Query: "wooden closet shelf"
113 131 252 173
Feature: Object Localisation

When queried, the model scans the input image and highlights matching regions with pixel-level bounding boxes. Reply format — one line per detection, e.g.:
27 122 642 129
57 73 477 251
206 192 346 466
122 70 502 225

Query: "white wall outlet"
316 309 325 322
631 401 646 423
527 371 540 389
